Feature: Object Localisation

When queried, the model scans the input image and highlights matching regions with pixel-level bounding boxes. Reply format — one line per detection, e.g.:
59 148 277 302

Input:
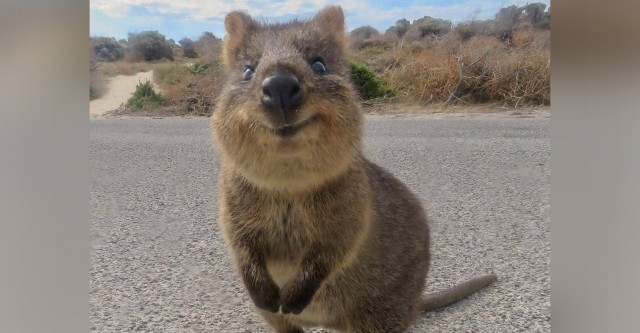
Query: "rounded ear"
312 6 345 37
223 11 254 69
224 11 253 39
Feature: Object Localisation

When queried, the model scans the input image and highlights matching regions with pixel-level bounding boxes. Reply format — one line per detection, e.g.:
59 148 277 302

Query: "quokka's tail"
422 274 498 312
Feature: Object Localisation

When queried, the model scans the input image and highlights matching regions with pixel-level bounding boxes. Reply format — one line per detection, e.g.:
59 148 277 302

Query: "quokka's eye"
311 60 326 74
242 67 255 81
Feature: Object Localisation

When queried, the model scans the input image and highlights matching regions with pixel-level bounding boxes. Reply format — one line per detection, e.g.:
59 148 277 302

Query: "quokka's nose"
261 72 303 121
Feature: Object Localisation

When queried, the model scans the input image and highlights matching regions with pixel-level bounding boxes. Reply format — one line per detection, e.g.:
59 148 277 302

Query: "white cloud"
90 0 550 31
90 0 335 20
92 0 156 18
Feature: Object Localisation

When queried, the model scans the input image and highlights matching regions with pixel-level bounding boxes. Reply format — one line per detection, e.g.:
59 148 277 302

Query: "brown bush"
379 32 549 107
141 33 224 115
453 20 494 41
356 34 396 51
511 29 550 50
123 4 549 112
100 61 152 76
484 45 550 107
382 46 457 101
153 62 224 115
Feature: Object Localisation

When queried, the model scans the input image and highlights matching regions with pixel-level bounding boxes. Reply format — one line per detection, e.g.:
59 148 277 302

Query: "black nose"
261 72 303 122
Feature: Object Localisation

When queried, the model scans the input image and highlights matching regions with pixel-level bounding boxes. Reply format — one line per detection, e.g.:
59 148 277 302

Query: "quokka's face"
212 6 362 192
216 6 359 137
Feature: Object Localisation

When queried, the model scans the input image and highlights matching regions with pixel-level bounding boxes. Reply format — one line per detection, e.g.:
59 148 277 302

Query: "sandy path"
90 71 160 117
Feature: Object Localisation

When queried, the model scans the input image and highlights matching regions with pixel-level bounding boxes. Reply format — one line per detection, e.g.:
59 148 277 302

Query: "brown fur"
211 6 497 333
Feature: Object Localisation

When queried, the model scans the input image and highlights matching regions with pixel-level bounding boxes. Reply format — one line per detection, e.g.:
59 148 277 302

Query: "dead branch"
443 49 491 106
467 49 491 69
443 56 465 106
421 94 434 106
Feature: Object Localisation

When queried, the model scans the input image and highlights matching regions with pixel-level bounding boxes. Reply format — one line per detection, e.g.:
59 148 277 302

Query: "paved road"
90 111 550 332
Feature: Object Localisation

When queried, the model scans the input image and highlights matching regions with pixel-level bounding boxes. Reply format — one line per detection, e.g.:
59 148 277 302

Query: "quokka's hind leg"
258 310 305 333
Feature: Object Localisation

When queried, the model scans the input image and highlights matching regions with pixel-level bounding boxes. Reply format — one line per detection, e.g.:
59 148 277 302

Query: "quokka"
210 6 497 333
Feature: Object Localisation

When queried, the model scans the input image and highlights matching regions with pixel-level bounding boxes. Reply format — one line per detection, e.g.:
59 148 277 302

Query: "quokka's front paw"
279 280 317 315
247 279 280 313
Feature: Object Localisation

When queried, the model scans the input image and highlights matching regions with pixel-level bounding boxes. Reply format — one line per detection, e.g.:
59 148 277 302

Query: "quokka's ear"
311 6 346 47
223 11 254 68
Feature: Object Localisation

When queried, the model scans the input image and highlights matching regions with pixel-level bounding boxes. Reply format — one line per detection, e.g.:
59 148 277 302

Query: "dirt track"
90 71 160 117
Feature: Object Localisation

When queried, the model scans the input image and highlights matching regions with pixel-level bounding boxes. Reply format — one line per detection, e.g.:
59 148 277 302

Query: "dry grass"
100 61 152 77
378 30 549 107
152 62 224 115
108 25 549 114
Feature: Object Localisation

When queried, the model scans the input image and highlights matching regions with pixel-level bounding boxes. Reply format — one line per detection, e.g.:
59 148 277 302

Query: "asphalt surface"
90 111 550 332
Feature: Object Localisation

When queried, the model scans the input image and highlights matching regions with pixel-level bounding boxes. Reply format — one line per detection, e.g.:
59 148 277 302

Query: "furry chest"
256 205 310 258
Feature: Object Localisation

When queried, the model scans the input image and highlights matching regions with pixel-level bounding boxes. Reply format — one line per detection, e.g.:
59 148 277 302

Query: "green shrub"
187 62 210 75
179 37 198 58
412 16 452 37
385 18 411 38
127 31 174 61
350 61 395 100
126 80 163 110
90 86 99 100
187 61 221 75
91 36 125 62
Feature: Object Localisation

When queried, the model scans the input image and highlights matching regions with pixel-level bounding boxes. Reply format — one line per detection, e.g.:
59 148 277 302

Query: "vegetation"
349 2 551 107
90 2 550 113
100 61 151 76
126 80 164 110
179 38 198 58
90 86 100 100
194 32 223 64
152 60 224 115
127 31 174 61
91 37 125 62
385 18 411 38
350 61 395 100
404 16 452 41
90 52 107 100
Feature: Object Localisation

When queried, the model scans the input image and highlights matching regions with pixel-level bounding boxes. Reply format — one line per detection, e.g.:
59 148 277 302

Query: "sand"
90 71 160 117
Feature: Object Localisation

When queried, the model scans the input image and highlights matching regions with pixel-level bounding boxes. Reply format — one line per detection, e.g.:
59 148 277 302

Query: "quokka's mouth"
273 115 318 137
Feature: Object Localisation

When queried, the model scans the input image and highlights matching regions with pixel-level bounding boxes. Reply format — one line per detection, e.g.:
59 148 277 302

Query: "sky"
90 0 550 42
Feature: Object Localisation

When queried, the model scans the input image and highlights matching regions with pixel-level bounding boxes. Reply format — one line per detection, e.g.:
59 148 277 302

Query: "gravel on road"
90 111 550 332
